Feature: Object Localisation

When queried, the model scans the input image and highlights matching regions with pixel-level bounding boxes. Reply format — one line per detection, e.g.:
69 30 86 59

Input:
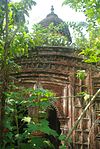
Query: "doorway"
47 106 61 149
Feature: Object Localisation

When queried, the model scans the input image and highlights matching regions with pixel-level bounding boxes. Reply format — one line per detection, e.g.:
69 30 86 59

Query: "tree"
0 0 36 146
32 23 70 47
63 0 100 63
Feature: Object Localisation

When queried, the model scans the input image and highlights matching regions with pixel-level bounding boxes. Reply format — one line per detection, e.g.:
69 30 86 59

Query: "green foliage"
63 0 100 63
2 85 58 148
10 31 35 57
76 70 86 80
59 145 66 149
32 23 69 46
59 134 66 141
26 119 58 136
59 134 72 149
0 0 36 61
0 1 37 146
0 1 64 148
63 0 100 23
0 0 36 27
31 137 55 149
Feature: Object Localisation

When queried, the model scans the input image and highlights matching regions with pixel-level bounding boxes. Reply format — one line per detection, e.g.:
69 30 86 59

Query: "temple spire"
51 5 54 14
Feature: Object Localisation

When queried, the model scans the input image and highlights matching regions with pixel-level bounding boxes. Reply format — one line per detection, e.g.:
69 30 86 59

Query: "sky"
13 0 86 29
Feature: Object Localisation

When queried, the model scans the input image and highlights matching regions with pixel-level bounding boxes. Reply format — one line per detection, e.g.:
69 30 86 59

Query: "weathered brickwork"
10 46 100 148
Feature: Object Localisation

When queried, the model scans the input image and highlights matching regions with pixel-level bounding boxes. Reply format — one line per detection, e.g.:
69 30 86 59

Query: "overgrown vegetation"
0 0 36 147
62 0 100 147
0 1 68 148
3 84 59 148
32 23 70 46
0 0 100 148
63 0 100 63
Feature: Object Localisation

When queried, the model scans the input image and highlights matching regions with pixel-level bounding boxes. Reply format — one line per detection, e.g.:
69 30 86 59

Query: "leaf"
19 143 32 149
31 137 46 148
84 93 90 101
6 132 13 140
59 134 66 141
0 81 3 84
76 70 86 80
22 116 31 123
40 97 48 101
59 145 66 149
67 137 72 143
24 9 29 16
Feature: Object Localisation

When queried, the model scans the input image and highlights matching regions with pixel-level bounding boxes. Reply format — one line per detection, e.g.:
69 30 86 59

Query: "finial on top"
51 5 54 14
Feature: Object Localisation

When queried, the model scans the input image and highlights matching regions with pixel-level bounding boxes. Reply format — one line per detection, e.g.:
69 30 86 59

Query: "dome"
39 6 72 43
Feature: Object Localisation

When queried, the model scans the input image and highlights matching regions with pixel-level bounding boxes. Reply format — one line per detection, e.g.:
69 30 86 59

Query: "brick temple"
12 6 100 149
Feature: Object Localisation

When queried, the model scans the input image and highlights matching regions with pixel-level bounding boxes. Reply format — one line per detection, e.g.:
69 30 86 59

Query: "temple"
11 6 100 149
39 5 72 43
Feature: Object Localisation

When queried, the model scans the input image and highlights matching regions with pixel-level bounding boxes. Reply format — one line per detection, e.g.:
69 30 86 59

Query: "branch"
65 89 100 144
7 27 19 47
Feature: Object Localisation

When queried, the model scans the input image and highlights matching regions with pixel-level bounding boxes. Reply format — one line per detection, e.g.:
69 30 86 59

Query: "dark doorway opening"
46 106 61 149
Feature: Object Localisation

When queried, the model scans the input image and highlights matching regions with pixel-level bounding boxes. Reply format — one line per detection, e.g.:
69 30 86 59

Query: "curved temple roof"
39 6 72 43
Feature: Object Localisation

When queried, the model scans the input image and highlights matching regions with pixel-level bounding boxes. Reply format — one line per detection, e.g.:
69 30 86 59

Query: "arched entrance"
46 106 61 149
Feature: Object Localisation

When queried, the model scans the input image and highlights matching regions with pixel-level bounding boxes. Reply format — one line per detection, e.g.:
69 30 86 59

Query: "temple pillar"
63 85 68 116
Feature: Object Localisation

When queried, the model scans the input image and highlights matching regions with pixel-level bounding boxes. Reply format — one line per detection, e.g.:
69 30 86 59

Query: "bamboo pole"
65 89 100 144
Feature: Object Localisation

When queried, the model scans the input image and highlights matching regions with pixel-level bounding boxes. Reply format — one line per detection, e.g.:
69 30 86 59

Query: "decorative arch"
46 105 61 149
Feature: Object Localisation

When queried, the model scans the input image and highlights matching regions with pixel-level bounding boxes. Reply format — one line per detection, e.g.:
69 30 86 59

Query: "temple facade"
10 6 100 149
14 46 100 149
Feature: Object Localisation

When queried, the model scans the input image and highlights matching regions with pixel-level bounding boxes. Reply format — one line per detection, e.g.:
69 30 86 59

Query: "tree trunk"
0 0 9 146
